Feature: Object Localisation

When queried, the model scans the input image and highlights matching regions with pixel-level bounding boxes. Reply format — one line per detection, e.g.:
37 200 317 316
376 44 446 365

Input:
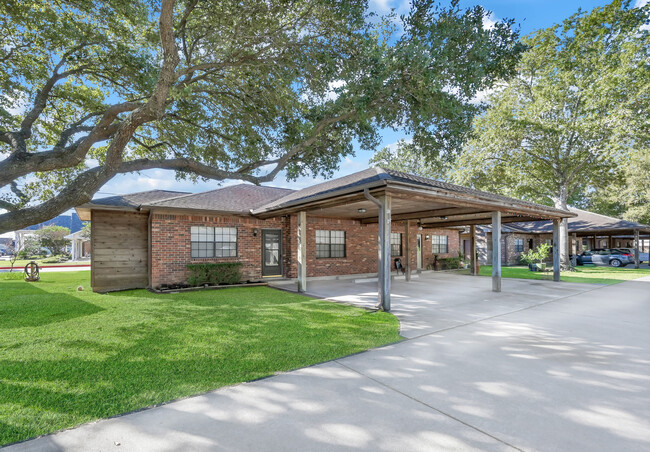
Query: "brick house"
462 208 650 266
77 167 574 306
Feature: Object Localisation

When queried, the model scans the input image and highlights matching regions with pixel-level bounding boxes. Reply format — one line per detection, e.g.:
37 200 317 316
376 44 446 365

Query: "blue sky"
97 0 624 198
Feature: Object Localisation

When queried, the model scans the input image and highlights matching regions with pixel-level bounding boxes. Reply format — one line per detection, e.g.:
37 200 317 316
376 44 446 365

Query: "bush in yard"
186 263 243 286
520 243 552 270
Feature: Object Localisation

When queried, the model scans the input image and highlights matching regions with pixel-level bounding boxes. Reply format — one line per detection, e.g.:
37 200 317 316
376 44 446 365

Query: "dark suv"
575 249 634 267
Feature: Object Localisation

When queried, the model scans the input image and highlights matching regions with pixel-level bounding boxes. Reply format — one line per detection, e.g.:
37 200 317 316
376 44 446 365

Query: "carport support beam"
297 211 307 292
364 189 391 312
634 229 640 269
553 219 561 282
492 211 501 292
470 225 478 276
405 220 411 282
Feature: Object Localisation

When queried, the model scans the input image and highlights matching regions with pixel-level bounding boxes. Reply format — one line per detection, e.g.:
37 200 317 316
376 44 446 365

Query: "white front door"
417 234 423 269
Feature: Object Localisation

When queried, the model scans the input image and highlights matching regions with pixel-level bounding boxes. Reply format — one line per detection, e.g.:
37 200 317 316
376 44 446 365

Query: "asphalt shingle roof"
86 190 190 208
254 167 571 216
508 208 650 233
145 184 294 213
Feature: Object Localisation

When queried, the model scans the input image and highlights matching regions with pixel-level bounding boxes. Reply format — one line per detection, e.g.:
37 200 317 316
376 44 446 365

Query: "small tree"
17 236 43 259
520 243 552 268
79 222 91 240
35 226 70 256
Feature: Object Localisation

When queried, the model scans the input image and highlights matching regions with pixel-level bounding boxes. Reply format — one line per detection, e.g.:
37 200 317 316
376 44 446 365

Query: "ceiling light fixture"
357 208 367 214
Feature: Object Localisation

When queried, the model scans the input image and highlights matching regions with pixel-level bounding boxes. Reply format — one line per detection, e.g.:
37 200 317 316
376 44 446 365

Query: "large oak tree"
451 0 649 266
0 0 523 233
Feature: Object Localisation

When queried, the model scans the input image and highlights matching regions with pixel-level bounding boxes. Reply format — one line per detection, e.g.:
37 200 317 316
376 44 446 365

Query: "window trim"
190 226 238 259
431 235 449 254
391 232 402 257
514 238 524 253
315 229 346 259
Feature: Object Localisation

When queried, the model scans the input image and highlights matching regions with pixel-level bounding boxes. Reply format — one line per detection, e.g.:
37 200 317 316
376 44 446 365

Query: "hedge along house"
462 207 650 268
76 167 575 311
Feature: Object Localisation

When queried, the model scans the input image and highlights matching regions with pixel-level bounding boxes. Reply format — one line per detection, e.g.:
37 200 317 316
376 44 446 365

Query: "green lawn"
476 265 650 285
0 271 400 446
0 259 88 269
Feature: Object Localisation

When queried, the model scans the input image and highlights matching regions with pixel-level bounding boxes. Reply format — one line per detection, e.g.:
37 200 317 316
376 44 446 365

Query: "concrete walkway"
5 274 650 451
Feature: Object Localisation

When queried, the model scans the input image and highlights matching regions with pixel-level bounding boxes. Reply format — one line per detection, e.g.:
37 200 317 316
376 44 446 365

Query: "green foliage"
0 271 400 445
0 271 24 280
586 148 650 224
17 236 41 258
451 1 650 210
186 262 243 286
35 225 70 256
1 0 525 233
440 256 462 269
520 243 552 265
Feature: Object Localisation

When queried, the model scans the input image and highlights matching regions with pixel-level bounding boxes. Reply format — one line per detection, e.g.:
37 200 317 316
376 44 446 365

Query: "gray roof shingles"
253 167 571 216
508 208 650 233
145 184 294 213
86 190 190 208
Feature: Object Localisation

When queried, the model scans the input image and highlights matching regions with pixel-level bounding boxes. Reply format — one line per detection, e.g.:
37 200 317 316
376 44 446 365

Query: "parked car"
616 248 649 263
575 249 634 267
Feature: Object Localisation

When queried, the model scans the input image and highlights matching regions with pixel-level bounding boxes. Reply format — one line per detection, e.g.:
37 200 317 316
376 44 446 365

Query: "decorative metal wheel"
24 261 40 282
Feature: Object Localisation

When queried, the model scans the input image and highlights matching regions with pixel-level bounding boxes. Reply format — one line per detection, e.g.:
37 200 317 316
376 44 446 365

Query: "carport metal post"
634 229 640 269
491 211 501 292
404 220 411 282
470 224 478 276
553 219 561 282
297 211 307 292
364 189 391 311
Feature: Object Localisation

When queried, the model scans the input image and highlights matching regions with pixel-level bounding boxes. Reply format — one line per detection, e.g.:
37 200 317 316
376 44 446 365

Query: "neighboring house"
76 167 573 293
462 207 650 265
22 213 84 233
64 230 91 261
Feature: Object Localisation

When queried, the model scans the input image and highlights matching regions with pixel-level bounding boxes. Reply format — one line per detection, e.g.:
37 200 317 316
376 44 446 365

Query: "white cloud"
482 11 499 31
470 87 495 106
634 0 649 7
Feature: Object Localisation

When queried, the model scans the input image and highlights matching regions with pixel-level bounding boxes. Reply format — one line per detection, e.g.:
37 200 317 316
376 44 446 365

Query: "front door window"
262 230 282 276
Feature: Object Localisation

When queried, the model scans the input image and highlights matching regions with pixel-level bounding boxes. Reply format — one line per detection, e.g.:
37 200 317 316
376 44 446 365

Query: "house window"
514 238 524 252
432 235 448 254
391 233 402 256
191 226 237 258
316 230 346 258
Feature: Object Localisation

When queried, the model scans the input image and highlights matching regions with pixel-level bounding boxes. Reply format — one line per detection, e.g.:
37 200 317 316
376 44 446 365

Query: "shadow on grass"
0 282 104 329
0 285 399 446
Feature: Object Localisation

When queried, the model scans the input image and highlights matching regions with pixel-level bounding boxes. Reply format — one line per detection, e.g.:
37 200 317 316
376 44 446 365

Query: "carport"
253 168 575 311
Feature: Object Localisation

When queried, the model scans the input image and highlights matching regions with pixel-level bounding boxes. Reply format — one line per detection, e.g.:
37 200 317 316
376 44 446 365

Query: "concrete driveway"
5 274 650 451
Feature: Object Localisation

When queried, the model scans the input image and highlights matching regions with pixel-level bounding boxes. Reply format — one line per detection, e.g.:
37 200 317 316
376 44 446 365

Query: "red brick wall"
150 211 461 287
150 212 288 287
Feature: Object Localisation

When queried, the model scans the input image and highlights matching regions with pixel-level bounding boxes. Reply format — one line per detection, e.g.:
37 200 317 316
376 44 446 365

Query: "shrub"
186 263 243 286
440 256 461 269
520 243 552 265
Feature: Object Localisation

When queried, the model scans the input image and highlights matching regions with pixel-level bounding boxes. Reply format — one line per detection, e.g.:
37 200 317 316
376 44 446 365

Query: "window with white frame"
431 235 448 254
390 232 402 256
514 238 524 252
315 230 345 258
190 226 237 258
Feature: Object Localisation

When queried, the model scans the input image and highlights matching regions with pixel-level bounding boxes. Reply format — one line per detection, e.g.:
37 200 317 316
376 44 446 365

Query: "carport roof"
502 208 650 236
252 167 575 226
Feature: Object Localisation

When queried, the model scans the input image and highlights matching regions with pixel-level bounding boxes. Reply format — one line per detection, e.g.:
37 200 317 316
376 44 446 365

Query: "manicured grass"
0 259 87 269
476 265 650 285
0 271 400 446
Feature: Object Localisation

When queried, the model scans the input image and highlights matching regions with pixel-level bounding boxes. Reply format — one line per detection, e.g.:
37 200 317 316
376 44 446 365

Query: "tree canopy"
450 0 649 211
0 0 523 233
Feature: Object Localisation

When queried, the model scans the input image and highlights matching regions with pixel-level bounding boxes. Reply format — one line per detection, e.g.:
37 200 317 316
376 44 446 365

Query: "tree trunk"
552 188 571 270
